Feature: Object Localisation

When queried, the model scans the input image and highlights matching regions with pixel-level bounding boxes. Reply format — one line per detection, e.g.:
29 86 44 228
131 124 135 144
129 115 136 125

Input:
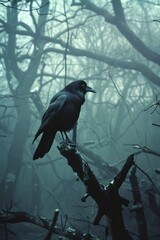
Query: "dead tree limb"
0 210 96 240
58 141 135 240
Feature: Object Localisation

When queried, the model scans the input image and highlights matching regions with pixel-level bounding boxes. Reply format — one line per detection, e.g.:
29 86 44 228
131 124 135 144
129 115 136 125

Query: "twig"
0 1 50 13
144 95 160 114
45 209 59 240
134 163 160 195
124 144 160 157
63 0 70 86
152 123 160 128
0 134 7 137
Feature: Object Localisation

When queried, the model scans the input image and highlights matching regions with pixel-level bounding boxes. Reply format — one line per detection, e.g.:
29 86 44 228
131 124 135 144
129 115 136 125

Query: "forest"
0 0 160 239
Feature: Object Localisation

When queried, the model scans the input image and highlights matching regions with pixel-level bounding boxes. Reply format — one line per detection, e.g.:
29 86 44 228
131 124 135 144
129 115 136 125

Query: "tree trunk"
0 95 31 205
0 0 49 206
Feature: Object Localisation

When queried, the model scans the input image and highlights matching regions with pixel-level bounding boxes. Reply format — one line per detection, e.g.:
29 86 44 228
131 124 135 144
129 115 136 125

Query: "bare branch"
0 210 96 240
58 141 134 239
80 0 160 65
45 209 59 240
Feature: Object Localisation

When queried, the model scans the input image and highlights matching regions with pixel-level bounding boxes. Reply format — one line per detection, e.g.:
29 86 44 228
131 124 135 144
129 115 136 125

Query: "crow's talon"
66 139 76 147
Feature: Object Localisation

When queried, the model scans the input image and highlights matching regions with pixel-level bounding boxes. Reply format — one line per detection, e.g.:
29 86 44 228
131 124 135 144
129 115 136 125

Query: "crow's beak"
85 86 96 93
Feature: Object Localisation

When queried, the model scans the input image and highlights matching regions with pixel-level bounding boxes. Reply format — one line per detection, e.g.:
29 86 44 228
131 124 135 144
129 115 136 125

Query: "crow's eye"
78 81 86 91
81 83 86 89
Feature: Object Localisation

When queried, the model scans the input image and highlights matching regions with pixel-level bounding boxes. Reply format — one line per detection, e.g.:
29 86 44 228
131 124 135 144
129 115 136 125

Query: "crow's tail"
33 130 56 160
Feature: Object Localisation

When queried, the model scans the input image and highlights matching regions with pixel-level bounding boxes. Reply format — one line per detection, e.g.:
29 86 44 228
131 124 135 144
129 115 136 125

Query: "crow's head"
66 80 96 95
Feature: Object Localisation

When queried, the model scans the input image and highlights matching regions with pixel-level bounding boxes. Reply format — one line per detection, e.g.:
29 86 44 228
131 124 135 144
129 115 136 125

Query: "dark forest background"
0 0 160 239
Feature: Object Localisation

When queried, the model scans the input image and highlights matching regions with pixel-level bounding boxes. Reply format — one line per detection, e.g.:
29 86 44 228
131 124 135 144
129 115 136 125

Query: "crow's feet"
65 137 76 147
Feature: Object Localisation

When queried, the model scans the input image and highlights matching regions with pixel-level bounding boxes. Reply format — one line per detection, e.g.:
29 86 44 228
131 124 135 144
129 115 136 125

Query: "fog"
0 0 160 239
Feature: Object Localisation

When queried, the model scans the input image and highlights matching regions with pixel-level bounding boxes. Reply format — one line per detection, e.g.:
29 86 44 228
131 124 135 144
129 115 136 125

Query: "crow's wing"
33 92 68 143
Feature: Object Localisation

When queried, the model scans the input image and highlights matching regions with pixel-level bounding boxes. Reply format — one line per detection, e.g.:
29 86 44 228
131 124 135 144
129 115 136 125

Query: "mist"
0 0 160 239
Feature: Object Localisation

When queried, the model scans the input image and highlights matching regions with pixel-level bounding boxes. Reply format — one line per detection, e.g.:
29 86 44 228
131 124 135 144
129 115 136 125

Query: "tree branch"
41 43 160 86
111 0 126 22
2 13 160 86
80 0 160 65
58 141 134 240
0 210 96 240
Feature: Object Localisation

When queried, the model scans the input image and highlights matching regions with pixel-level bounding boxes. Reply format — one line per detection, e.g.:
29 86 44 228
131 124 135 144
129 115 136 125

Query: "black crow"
33 80 96 160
